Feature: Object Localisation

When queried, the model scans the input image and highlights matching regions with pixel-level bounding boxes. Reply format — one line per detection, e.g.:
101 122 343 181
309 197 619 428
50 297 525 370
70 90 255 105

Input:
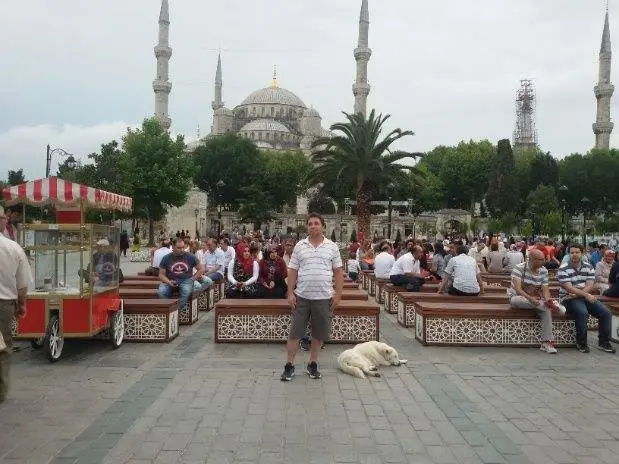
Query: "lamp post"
559 185 568 243
194 208 199 238
581 196 590 248
386 182 395 240
216 180 225 238
46 145 76 177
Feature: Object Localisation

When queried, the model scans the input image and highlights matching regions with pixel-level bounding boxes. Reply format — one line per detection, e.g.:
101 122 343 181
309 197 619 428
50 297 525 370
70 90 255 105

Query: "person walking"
281 213 343 381
0 206 33 402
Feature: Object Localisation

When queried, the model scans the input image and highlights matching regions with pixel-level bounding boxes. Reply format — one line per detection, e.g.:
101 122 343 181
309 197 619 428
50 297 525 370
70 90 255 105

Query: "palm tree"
307 110 420 236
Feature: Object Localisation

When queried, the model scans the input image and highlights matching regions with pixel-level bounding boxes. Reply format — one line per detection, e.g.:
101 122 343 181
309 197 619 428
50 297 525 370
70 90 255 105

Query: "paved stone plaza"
2 260 619 464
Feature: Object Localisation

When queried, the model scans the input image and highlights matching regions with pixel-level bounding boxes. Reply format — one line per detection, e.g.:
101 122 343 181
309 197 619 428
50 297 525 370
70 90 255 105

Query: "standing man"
281 213 343 381
0 206 33 402
557 244 615 354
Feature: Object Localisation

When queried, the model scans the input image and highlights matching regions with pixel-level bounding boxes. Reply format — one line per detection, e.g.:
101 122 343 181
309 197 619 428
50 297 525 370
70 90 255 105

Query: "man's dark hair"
175 239 185 248
456 245 469 255
569 243 584 253
307 212 326 227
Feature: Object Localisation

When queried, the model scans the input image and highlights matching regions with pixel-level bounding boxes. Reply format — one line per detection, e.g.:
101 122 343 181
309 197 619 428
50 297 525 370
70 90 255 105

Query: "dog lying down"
337 341 407 379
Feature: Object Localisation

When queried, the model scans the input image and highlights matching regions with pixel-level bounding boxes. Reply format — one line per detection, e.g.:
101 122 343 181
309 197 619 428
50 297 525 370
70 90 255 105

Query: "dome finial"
271 65 278 87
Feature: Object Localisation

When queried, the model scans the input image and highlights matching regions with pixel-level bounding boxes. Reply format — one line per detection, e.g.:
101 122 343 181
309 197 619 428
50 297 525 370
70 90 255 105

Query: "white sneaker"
540 342 558 354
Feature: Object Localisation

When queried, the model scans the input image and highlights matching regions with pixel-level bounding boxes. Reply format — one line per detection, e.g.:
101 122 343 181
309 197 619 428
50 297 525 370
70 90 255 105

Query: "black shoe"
280 363 295 381
307 361 322 379
299 338 310 351
597 342 616 353
577 343 590 353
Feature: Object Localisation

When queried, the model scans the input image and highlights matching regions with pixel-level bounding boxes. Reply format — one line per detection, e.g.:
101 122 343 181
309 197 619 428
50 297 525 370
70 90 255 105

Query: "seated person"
347 252 361 282
389 245 426 292
486 243 507 274
226 243 259 298
595 249 616 294
196 238 225 282
361 247 375 271
374 242 396 279
603 257 619 297
81 239 121 288
257 245 288 299
508 249 565 354
157 239 206 309
437 245 484 296
557 244 615 354
146 238 171 276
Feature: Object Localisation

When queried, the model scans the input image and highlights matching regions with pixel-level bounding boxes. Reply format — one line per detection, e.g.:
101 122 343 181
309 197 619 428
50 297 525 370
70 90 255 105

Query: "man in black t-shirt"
158 240 205 310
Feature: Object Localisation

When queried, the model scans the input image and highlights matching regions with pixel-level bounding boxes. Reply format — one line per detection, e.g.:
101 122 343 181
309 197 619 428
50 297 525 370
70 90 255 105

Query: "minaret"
153 0 172 130
593 4 614 149
212 52 224 111
352 0 371 117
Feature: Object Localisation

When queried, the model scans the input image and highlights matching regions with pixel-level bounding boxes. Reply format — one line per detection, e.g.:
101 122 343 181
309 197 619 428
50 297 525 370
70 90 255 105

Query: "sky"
1 0 616 180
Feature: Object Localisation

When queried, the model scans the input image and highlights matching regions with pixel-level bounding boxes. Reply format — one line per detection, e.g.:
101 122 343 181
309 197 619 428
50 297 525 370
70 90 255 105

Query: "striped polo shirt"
557 260 595 302
507 262 548 299
288 236 343 300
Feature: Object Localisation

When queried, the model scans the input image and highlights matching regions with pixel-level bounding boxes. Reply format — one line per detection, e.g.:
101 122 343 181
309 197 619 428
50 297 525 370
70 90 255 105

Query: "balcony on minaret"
153 80 172 93
595 83 615 98
353 82 371 96
354 47 372 61
593 121 614 134
154 45 172 59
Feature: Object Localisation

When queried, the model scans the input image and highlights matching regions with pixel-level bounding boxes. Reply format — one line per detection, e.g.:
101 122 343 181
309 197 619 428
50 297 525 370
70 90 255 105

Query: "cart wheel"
30 338 44 349
44 315 64 362
110 308 124 349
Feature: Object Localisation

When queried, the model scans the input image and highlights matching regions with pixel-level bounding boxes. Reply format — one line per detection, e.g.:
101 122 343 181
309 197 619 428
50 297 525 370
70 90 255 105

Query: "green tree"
122 118 193 245
7 169 25 186
526 184 559 216
520 220 533 238
307 110 419 236
486 139 520 217
539 211 562 237
528 152 558 192
350 229 357 243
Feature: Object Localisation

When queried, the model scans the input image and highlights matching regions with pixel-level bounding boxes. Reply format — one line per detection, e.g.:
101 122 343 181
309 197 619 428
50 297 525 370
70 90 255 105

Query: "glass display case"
21 224 121 297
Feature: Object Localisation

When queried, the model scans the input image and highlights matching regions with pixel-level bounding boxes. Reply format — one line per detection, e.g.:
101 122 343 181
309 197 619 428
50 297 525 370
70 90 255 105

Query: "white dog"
337 341 408 379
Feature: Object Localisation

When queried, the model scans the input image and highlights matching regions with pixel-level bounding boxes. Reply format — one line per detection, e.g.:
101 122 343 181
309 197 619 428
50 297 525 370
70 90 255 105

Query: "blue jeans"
158 279 195 310
207 272 223 282
565 297 612 345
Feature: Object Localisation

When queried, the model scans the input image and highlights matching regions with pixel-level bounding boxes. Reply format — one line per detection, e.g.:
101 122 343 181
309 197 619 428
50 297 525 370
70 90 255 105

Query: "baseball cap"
96 239 110 246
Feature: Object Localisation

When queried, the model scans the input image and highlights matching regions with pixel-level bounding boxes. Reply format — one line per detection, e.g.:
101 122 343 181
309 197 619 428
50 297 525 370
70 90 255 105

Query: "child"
347 252 361 282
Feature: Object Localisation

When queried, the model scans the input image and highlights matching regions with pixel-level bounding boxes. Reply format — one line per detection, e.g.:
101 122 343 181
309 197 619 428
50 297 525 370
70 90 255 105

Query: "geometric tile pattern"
124 312 178 342
418 317 578 346
216 314 378 343
377 283 388 305
368 276 376 296
396 299 415 328
384 288 400 314
198 290 210 312
179 298 199 325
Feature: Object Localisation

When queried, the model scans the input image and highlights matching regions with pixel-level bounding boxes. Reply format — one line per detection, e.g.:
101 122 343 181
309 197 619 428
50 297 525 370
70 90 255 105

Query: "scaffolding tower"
512 79 538 151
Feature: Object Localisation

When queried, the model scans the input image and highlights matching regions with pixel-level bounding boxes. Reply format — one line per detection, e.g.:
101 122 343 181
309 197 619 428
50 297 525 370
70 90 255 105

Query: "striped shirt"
289 236 343 300
557 260 595 302
507 262 548 299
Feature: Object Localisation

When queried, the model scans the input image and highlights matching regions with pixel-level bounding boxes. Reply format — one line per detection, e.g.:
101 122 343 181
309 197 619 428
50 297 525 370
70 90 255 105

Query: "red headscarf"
235 243 254 273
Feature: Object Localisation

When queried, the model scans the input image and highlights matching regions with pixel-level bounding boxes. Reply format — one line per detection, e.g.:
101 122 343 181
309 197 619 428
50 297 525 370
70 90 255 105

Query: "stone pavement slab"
2 257 619 463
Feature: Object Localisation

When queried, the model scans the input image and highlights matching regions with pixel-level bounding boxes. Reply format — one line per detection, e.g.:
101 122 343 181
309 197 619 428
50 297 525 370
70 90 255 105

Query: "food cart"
2 177 132 362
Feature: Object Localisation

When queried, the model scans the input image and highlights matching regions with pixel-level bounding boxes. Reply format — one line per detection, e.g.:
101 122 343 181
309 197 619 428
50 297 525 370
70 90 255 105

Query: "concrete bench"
602 298 619 343
360 271 373 291
414 301 579 347
121 279 216 312
123 299 179 342
214 299 379 343
120 287 209 325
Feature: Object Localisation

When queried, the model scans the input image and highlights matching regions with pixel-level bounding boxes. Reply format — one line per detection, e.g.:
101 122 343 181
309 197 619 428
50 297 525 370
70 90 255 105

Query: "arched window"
261 107 265 116
251 132 255 139
271 107 274 116
258 132 262 140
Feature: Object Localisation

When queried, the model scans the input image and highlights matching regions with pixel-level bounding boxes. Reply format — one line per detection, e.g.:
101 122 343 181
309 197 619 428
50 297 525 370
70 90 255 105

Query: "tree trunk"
253 221 262 232
356 189 372 239
148 218 155 247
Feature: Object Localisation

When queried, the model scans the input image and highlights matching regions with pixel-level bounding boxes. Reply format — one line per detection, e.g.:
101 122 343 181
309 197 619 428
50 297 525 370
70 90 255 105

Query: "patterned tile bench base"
214 299 379 343
123 299 179 342
120 287 207 325
361 271 373 291
607 302 619 343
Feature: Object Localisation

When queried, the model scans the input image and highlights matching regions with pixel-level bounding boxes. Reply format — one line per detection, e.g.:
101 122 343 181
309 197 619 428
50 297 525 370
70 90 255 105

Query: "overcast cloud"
1 0 616 179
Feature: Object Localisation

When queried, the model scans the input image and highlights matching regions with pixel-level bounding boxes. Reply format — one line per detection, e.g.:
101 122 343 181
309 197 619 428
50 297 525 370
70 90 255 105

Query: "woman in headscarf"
257 245 288 298
226 242 259 298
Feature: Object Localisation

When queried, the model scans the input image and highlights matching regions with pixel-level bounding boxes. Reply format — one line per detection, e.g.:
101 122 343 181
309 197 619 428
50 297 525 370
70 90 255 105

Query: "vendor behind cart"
158 239 206 308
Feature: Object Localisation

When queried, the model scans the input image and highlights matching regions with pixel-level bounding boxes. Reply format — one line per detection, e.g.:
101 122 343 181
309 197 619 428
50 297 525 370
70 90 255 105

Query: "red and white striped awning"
1 177 132 213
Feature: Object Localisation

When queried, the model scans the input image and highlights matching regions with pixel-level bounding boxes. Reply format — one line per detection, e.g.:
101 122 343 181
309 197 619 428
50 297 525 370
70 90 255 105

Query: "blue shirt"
160 252 198 282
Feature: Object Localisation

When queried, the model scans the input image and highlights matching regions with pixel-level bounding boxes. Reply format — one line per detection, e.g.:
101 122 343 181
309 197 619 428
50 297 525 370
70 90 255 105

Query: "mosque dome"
240 119 291 133
302 107 321 118
238 86 306 108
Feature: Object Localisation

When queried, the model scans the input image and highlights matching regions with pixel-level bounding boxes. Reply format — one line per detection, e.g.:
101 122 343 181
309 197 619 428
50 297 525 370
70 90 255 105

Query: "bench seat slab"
123 299 179 343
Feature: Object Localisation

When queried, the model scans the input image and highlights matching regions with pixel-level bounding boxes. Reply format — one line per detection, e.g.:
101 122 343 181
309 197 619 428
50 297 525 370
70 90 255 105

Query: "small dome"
302 107 321 118
238 86 306 108
254 141 274 149
214 107 233 116
240 119 291 133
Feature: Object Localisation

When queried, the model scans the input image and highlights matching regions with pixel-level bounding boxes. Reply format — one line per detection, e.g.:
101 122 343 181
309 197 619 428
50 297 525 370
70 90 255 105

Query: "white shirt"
374 252 396 279
152 246 172 268
504 251 524 272
390 253 420 277
0 234 33 300
288 236 343 300
469 245 489 263
347 259 361 274
219 246 236 269
196 248 226 276
227 259 259 286
444 254 480 293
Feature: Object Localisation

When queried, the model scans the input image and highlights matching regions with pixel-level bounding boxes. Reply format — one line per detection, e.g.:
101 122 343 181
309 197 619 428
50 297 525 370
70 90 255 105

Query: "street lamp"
216 180 225 238
559 185 568 242
581 196 590 248
194 208 199 238
46 145 76 178
386 182 395 240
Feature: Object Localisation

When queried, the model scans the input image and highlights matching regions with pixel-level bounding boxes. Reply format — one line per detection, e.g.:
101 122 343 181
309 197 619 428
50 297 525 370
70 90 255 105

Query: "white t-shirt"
347 259 360 274
444 254 480 293
390 253 420 277
288 237 343 300
196 248 226 276
374 252 396 279
0 234 33 299
152 247 172 268
219 246 236 269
